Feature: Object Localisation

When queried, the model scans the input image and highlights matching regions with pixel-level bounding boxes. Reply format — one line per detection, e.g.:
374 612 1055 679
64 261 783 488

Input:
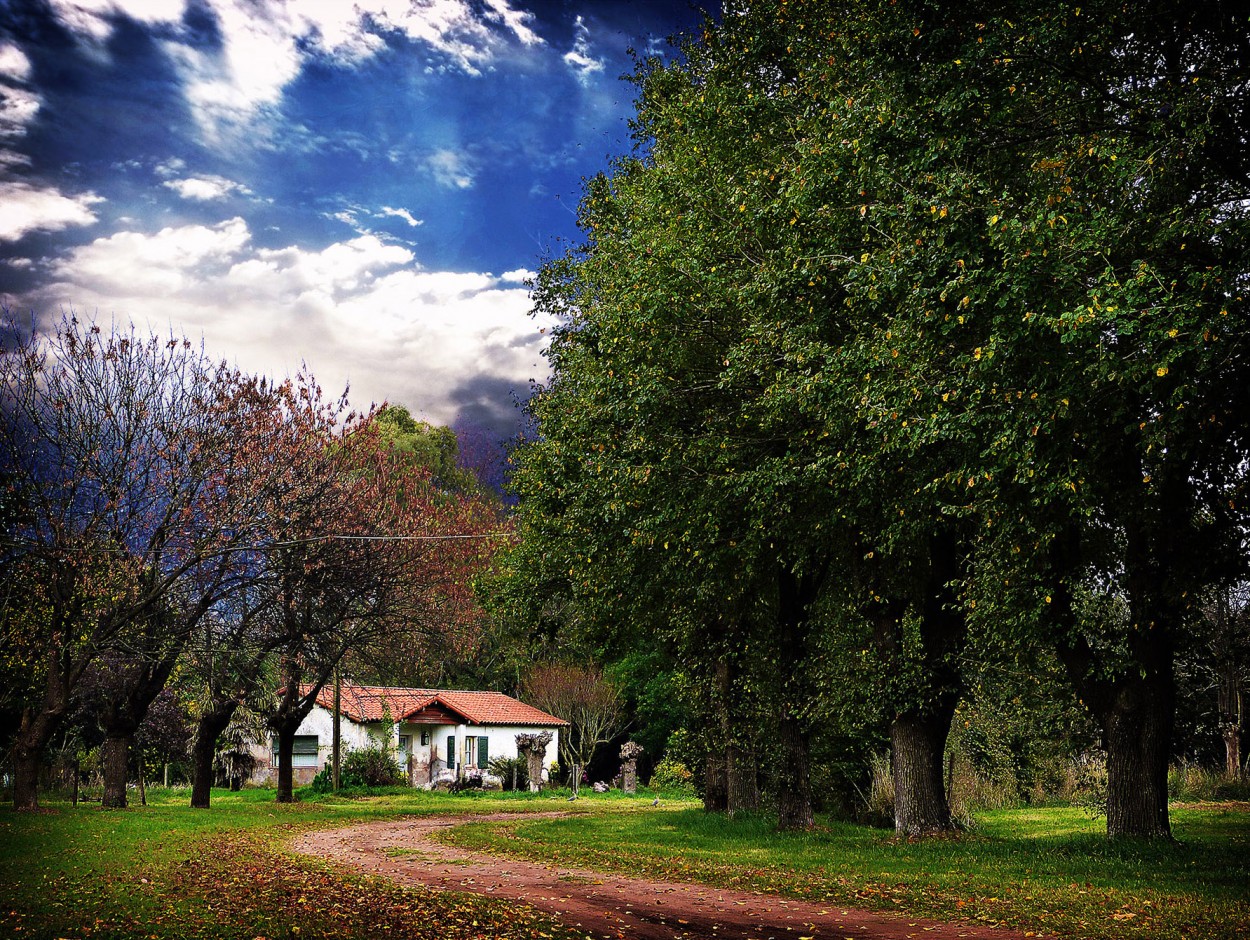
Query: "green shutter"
447 734 456 767
478 736 488 766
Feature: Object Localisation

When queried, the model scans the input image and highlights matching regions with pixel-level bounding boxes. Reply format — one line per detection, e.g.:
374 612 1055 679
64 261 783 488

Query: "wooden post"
332 667 341 791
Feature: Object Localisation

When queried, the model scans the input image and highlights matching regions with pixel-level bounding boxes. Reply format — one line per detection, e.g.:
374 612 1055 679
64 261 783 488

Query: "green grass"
438 800 1250 940
3 787 1246 940
0 786 585 940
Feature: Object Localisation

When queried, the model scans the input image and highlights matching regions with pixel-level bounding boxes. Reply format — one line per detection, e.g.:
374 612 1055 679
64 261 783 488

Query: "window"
398 734 411 754
275 735 319 768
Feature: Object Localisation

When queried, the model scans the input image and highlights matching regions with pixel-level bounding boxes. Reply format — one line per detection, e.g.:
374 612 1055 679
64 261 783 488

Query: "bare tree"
1194 582 1250 779
524 662 623 787
0 314 255 810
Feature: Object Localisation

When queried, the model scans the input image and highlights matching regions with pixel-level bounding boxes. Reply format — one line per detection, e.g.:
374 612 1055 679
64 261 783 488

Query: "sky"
0 0 714 447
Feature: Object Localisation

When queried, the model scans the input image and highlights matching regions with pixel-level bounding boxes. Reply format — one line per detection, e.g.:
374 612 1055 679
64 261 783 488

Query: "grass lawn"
2 787 1246 940
0 786 584 940
439 799 1250 940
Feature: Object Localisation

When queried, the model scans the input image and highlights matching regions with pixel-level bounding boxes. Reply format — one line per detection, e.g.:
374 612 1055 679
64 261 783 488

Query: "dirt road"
292 814 1037 940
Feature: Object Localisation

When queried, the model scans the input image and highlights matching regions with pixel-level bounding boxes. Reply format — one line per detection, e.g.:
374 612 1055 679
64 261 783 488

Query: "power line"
0 531 515 554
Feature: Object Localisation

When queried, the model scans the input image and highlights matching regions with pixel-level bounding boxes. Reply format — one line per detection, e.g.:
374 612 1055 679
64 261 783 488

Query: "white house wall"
250 706 561 786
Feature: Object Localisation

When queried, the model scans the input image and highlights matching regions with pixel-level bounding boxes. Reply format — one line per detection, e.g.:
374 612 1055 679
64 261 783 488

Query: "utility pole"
332 666 341 791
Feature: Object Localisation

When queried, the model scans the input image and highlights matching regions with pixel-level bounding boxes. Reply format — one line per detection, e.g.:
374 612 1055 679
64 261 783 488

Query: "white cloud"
481 0 544 47
426 148 475 189
44 0 557 143
229 234 414 297
379 206 423 227
0 182 103 242
154 157 186 177
162 174 248 201
1 42 41 159
563 16 604 85
49 217 249 293
500 267 534 283
19 216 548 426
45 0 187 42
0 42 33 81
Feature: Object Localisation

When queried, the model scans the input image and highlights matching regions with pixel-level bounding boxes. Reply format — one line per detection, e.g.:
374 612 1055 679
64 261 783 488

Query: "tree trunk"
1053 512 1178 840
190 700 239 809
622 760 638 794
891 699 957 836
1103 668 1174 839
873 528 966 837
275 723 296 803
703 658 729 812
726 742 758 816
96 648 181 811
773 563 822 831
10 660 75 811
11 736 44 813
1219 675 1244 780
703 751 728 812
101 734 132 809
776 710 813 830
712 656 759 816
1226 726 1243 781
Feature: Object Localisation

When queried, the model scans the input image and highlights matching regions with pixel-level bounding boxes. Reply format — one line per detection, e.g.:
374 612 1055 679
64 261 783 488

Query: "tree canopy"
498 0 1249 838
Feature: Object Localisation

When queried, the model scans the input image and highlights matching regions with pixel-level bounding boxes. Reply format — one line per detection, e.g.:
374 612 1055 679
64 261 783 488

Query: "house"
252 683 567 787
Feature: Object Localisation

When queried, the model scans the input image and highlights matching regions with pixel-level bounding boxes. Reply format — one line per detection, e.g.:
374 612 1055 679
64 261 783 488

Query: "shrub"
1169 761 1250 802
310 767 334 793
340 746 404 788
487 756 529 791
1070 750 1109 818
648 759 695 794
855 751 895 828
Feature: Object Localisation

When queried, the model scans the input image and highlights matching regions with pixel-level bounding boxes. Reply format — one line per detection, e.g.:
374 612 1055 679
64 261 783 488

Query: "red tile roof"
310 683 567 727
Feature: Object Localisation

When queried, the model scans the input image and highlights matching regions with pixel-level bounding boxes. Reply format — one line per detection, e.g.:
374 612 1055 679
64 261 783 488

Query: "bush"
340 746 404 788
1169 761 1250 802
648 759 695 794
487 756 529 791
855 751 895 828
310 767 334 793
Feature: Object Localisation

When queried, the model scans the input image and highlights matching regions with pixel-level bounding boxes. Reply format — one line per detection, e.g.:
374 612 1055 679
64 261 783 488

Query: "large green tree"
506 0 1247 840
765 0 1250 837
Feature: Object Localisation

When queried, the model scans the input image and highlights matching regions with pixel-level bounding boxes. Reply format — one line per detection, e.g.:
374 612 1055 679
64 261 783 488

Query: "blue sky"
0 0 713 441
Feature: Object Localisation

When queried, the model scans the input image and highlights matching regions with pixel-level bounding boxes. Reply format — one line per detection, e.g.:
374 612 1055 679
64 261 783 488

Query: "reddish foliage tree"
261 391 504 802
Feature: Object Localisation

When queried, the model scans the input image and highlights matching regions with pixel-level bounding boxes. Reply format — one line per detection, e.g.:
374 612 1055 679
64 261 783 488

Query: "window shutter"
447 734 456 767
478 736 489 766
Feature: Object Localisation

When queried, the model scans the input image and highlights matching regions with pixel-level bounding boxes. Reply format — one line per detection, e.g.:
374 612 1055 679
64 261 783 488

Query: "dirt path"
292 814 1039 940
